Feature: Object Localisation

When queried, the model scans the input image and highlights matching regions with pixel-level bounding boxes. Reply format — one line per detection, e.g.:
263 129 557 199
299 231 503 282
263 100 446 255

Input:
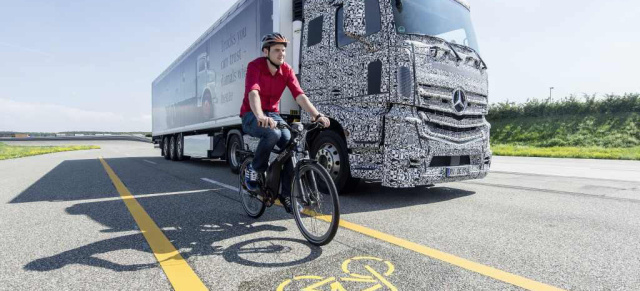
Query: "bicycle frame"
238 122 322 206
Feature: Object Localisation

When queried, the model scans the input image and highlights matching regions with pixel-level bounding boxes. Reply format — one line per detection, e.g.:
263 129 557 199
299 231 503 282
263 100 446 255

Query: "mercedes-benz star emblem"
452 89 467 113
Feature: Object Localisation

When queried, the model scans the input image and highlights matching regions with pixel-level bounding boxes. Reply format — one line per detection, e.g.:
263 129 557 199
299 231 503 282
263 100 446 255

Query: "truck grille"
416 84 488 143
417 83 488 115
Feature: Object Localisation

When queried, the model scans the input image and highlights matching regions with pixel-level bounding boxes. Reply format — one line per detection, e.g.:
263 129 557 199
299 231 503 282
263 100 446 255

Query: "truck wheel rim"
317 143 340 180
170 138 175 157
230 141 239 167
177 137 182 158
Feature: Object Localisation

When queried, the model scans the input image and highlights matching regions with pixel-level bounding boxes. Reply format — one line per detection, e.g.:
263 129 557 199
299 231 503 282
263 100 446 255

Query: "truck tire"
227 134 242 174
170 135 178 161
176 134 184 161
163 136 170 160
311 130 360 193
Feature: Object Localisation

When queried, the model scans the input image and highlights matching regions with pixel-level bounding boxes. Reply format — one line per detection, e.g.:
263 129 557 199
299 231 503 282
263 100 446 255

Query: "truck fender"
226 129 243 149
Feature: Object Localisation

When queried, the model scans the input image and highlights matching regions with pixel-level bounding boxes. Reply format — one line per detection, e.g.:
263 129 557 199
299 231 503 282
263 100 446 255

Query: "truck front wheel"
311 130 360 193
227 134 242 173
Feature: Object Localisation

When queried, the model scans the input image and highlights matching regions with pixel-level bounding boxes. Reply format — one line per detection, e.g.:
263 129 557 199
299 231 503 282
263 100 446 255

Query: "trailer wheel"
227 134 242 174
169 135 177 161
176 134 184 161
311 130 360 193
163 136 170 160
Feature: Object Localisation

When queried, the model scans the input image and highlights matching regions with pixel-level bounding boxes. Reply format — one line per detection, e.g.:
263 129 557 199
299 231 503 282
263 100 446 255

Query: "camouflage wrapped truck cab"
300 0 491 188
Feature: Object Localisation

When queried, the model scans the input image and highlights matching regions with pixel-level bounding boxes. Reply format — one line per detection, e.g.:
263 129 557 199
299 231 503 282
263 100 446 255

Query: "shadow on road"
25 191 322 272
18 156 473 273
9 159 119 203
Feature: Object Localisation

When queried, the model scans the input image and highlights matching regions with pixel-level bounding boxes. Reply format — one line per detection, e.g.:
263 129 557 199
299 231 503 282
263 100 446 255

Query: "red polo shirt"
239 57 304 116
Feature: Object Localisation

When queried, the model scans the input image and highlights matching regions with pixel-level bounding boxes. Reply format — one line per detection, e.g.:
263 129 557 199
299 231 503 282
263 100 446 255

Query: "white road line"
144 159 157 165
201 178 239 192
53 189 219 204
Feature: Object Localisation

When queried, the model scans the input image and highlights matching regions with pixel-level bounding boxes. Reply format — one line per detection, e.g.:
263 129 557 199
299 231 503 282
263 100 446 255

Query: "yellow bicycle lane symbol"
277 256 397 291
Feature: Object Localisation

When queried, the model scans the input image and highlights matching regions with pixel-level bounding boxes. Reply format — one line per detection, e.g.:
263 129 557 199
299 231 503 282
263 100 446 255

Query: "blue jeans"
241 112 294 197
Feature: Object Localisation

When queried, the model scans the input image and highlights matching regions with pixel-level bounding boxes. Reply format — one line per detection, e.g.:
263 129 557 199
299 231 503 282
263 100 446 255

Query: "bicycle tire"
291 162 340 246
238 158 266 218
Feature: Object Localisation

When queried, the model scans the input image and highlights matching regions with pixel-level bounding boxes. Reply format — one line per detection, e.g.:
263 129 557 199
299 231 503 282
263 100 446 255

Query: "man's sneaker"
279 194 292 213
244 164 259 192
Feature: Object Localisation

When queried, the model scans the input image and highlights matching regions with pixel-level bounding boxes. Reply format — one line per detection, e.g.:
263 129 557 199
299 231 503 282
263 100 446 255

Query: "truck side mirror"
343 0 367 38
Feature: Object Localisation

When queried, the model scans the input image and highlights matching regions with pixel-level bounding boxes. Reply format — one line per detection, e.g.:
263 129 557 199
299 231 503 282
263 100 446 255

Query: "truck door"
332 0 388 146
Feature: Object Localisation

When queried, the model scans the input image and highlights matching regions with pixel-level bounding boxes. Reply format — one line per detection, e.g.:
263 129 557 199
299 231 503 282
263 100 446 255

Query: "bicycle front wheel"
238 158 265 218
292 162 340 246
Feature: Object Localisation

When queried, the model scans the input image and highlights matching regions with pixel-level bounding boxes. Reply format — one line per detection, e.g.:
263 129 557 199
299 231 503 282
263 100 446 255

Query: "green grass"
491 144 640 160
486 94 640 160
0 142 100 160
489 112 640 148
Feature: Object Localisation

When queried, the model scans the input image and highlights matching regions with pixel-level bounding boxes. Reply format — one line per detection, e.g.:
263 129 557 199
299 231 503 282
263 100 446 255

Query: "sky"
1 0 639 132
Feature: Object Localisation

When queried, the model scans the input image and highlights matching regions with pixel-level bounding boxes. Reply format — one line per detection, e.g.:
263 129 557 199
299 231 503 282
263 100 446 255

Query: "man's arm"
249 90 276 129
295 94 330 127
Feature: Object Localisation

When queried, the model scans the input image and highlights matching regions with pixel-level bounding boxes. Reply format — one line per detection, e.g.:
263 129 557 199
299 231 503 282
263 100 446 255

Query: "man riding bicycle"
240 32 330 212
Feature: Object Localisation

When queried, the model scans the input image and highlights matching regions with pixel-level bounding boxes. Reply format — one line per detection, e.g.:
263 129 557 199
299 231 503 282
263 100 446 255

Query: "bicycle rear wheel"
292 162 340 246
238 158 265 218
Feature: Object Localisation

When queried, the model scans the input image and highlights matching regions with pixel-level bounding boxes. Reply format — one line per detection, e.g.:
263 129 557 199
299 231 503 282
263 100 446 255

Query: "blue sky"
1 0 639 132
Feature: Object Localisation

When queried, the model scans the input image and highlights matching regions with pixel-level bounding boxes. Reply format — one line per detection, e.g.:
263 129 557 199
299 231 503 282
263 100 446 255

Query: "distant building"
14 133 29 138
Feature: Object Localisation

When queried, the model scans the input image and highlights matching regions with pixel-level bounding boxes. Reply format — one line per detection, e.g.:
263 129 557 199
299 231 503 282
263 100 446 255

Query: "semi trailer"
152 0 491 192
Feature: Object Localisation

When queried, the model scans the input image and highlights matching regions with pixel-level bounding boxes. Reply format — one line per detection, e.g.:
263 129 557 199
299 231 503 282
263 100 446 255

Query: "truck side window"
336 0 382 47
307 16 324 47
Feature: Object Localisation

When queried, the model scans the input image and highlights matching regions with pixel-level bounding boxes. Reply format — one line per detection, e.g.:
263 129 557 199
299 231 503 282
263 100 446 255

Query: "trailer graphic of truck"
152 0 491 192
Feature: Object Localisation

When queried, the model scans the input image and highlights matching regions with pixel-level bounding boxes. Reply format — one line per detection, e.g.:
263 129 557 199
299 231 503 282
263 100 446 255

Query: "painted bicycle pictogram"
277 256 397 291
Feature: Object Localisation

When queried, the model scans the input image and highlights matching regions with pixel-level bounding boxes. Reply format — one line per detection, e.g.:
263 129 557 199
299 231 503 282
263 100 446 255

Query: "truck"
152 0 491 192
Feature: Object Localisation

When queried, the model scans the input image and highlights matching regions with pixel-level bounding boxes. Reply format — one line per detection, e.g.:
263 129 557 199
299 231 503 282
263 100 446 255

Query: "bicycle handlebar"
276 121 324 132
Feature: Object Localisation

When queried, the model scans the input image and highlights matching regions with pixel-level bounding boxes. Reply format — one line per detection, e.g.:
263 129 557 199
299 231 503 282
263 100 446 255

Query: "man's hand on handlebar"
316 116 330 128
257 115 277 129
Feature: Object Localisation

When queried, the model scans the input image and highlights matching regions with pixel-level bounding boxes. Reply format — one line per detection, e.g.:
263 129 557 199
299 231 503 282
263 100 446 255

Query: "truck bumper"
380 105 491 188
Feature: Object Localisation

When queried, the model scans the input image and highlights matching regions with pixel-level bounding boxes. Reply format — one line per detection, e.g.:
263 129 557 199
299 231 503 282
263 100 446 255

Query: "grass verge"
489 112 640 148
492 144 640 160
0 142 100 160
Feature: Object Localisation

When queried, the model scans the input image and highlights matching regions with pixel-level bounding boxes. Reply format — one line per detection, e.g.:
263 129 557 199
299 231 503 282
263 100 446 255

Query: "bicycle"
237 121 340 246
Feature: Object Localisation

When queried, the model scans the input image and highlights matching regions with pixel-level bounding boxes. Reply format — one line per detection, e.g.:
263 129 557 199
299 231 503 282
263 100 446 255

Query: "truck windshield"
391 0 479 52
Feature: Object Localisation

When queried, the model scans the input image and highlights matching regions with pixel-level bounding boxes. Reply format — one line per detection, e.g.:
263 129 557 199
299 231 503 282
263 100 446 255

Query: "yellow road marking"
337 218 565 291
292 203 562 289
365 265 397 291
205 177 565 290
99 157 207 291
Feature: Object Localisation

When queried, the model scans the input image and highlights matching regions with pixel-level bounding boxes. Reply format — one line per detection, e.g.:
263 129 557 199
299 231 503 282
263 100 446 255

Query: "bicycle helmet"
261 32 289 50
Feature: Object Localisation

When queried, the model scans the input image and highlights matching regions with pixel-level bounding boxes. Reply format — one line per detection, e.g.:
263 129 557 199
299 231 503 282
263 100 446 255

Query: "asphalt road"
1 140 639 290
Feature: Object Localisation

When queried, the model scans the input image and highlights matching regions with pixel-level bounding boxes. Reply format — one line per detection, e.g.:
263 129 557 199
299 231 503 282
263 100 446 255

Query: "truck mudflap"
381 105 491 188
